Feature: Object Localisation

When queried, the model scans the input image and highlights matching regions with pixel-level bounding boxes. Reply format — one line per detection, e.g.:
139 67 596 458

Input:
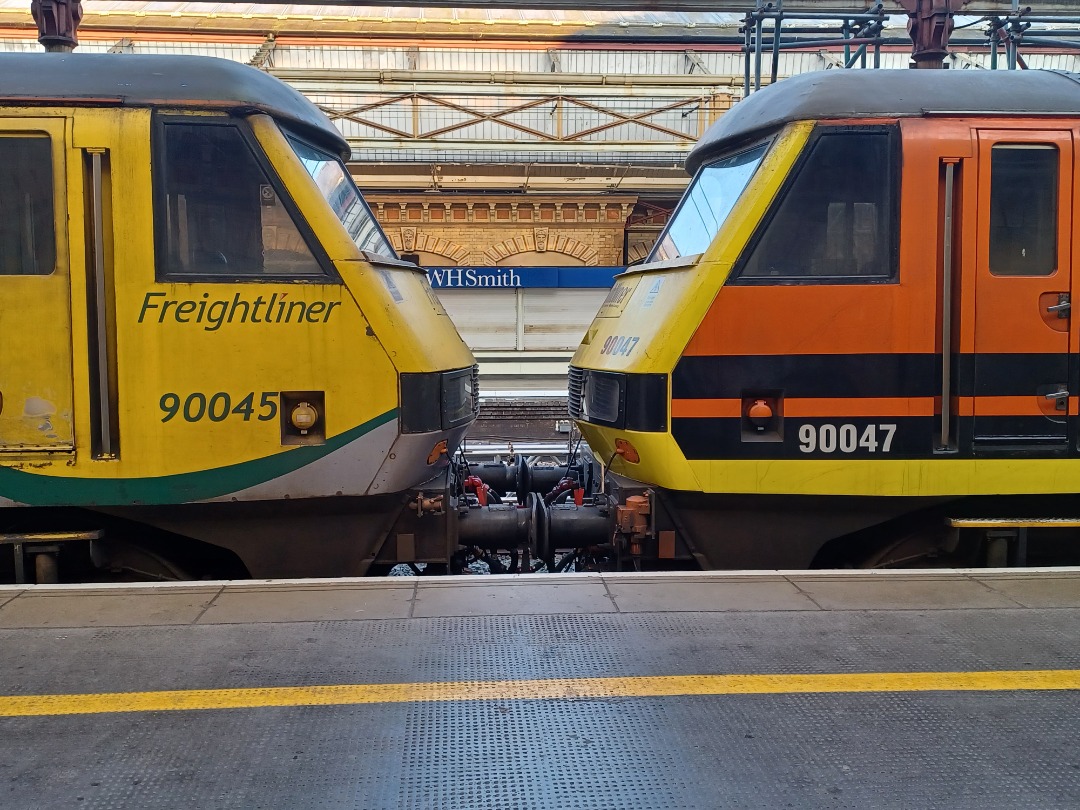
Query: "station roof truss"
281 68 735 166
7 2 1080 193
11 1 1080 15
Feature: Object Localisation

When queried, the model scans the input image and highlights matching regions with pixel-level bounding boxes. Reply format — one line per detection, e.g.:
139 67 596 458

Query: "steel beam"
346 139 697 153
24 0 1080 15
275 69 739 93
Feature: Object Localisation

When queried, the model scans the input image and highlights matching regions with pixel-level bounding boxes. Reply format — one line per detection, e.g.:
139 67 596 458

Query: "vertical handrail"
88 148 115 457
939 160 957 450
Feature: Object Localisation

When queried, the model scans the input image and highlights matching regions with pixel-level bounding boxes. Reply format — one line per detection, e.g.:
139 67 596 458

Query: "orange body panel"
682 283 928 357
674 116 1080 457
672 397 935 419
957 395 1076 418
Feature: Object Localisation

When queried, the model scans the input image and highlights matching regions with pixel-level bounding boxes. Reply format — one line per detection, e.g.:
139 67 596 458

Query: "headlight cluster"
400 366 479 434
568 366 667 432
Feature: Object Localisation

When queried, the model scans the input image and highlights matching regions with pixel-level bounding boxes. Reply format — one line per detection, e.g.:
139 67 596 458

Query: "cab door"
0 119 75 453
972 130 1073 450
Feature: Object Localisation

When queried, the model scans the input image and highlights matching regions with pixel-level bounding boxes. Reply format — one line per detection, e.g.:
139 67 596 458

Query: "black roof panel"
688 69 1080 174
0 53 348 158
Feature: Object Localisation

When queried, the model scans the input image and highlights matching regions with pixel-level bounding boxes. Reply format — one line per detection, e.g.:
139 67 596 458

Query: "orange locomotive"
569 69 1080 569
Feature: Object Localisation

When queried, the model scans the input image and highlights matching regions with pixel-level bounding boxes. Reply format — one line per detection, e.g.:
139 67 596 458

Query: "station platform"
2 568 1080 809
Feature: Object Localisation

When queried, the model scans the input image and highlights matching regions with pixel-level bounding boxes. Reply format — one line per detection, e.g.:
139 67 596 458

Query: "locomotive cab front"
571 69 1080 570
0 54 476 580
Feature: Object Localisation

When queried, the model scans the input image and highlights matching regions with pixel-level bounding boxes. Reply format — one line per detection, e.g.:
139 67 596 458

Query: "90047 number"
798 423 896 454
160 392 278 423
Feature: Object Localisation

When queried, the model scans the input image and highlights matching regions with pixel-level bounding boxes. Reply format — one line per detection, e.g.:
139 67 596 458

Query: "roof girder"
55 0 1080 14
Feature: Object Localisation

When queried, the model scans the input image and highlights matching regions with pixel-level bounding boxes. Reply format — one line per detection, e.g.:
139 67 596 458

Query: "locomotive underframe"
8 443 1080 583
0 502 1049 583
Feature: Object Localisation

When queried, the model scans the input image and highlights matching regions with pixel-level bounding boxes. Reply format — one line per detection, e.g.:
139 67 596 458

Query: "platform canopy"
14 0 1080 15
50 0 1080 12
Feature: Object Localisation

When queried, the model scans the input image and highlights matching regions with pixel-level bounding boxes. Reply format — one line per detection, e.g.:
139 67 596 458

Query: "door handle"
1047 293 1071 318
1045 389 1070 411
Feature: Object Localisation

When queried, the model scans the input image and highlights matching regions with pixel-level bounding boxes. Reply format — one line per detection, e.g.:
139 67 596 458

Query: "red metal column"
32 0 83 52
898 0 957 68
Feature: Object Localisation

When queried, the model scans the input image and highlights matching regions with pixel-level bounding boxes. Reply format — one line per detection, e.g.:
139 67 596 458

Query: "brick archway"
626 241 653 264
388 230 470 265
484 233 598 266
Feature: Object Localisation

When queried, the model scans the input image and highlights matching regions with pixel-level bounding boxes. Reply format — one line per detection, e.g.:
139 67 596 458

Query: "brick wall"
366 193 639 267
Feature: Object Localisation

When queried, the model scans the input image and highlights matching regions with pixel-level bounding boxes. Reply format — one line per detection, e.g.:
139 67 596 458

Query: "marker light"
290 402 318 433
747 399 774 430
615 438 640 464
427 440 448 465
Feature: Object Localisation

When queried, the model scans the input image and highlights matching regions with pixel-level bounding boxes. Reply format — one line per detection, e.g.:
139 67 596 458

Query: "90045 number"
798 423 896 454
160 392 278 423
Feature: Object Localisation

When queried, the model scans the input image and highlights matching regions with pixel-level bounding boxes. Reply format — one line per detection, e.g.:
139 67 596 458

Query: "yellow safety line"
3 670 1080 717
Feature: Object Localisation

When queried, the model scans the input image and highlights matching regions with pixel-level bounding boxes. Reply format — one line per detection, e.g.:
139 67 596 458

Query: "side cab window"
153 117 331 281
989 144 1058 277
732 126 899 284
0 135 55 276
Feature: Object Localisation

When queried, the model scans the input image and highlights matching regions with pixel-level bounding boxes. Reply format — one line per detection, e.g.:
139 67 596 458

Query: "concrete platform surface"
1 569 1079 809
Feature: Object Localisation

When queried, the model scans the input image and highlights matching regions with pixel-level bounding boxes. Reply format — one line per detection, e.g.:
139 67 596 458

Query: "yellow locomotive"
569 69 1080 569
0 53 476 580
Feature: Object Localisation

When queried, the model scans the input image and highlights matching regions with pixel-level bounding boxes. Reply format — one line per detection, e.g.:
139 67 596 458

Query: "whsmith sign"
425 266 622 289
